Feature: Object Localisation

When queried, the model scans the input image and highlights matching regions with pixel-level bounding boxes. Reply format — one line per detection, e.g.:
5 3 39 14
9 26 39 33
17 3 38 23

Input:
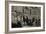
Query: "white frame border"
9 3 43 32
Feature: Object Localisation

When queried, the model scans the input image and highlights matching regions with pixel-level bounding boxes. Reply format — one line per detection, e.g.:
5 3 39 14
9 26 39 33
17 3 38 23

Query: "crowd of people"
12 16 41 28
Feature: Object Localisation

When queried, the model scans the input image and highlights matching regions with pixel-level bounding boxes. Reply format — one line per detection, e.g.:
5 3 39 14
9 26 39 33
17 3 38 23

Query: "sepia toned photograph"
11 6 41 28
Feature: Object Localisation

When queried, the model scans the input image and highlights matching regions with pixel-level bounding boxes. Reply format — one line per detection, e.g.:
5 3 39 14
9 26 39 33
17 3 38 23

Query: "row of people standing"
12 15 41 28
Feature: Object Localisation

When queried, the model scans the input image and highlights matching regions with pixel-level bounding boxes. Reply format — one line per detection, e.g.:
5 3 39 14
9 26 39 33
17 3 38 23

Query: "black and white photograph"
11 6 41 28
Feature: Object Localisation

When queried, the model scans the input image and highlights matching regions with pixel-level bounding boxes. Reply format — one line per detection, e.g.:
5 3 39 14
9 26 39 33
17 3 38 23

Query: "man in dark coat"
26 16 28 25
23 16 26 25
